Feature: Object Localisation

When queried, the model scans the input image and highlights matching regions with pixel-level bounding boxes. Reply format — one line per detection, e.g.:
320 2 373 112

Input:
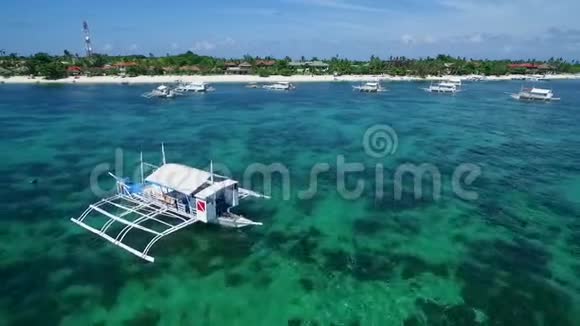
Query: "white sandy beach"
2 73 580 85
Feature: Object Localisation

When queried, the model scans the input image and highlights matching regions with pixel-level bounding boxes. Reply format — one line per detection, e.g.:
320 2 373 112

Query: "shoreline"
2 73 580 85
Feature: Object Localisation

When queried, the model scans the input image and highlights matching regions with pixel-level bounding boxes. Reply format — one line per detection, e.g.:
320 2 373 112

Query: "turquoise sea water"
1 81 580 325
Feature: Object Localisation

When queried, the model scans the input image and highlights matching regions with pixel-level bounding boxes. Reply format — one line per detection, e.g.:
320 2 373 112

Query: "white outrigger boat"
70 144 269 262
446 77 462 86
423 82 460 94
174 81 213 92
352 81 386 93
263 81 295 91
524 74 550 82
142 85 180 98
509 87 560 101
465 75 484 82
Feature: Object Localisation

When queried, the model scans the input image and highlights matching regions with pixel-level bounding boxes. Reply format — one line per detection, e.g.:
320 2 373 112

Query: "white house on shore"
289 61 329 73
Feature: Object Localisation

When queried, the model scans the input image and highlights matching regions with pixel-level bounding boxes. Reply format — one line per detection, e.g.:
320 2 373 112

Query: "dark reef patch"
295 197 319 217
287 232 320 264
299 277 315 292
369 187 436 213
405 299 478 326
397 255 449 280
0 249 138 326
321 247 446 282
456 238 574 326
288 318 303 326
264 226 323 265
350 250 395 281
225 272 245 287
471 238 552 278
352 217 387 236
122 307 160 326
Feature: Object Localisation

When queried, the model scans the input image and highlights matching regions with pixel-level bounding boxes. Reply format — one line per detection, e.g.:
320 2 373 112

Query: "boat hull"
423 88 458 94
354 87 379 93
511 94 560 101
264 86 291 91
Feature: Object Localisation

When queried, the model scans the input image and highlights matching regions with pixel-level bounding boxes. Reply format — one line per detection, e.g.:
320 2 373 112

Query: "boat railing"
139 191 195 219
177 202 187 212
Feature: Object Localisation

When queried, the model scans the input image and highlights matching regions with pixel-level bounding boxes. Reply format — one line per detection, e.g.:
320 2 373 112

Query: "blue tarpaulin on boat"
128 183 144 194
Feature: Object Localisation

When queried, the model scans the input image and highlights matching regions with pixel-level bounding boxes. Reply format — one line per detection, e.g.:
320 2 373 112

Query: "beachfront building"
162 66 177 75
179 65 202 75
113 62 138 76
66 66 82 76
288 61 329 74
226 62 252 75
508 63 539 73
255 60 276 68
507 63 555 75
537 64 556 74
507 63 536 69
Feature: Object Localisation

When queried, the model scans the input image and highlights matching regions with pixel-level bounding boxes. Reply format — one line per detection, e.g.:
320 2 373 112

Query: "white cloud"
423 35 437 44
103 43 113 51
287 0 390 13
223 37 235 46
223 7 280 16
400 34 437 45
192 41 216 52
401 34 415 45
435 0 580 35
129 44 138 51
469 34 483 43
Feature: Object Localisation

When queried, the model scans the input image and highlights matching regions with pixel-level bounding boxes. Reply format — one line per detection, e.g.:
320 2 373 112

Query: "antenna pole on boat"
210 160 214 184
140 151 144 183
161 142 166 165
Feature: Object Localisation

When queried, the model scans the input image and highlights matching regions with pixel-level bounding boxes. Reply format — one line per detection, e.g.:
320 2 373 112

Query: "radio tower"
83 21 93 57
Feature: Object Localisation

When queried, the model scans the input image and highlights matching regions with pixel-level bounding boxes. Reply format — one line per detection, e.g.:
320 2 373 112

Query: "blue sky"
1 0 580 59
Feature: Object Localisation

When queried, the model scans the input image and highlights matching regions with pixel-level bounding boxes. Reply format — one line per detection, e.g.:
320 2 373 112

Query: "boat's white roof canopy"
530 88 551 94
145 163 211 194
196 179 237 200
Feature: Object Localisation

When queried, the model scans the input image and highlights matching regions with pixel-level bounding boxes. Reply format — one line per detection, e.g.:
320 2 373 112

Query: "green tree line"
1 50 579 79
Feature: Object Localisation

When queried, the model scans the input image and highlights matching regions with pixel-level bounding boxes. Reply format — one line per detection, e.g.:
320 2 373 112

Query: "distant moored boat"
509 87 560 101
174 81 213 92
263 82 295 91
446 77 462 86
142 85 180 98
423 82 459 94
353 81 386 93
